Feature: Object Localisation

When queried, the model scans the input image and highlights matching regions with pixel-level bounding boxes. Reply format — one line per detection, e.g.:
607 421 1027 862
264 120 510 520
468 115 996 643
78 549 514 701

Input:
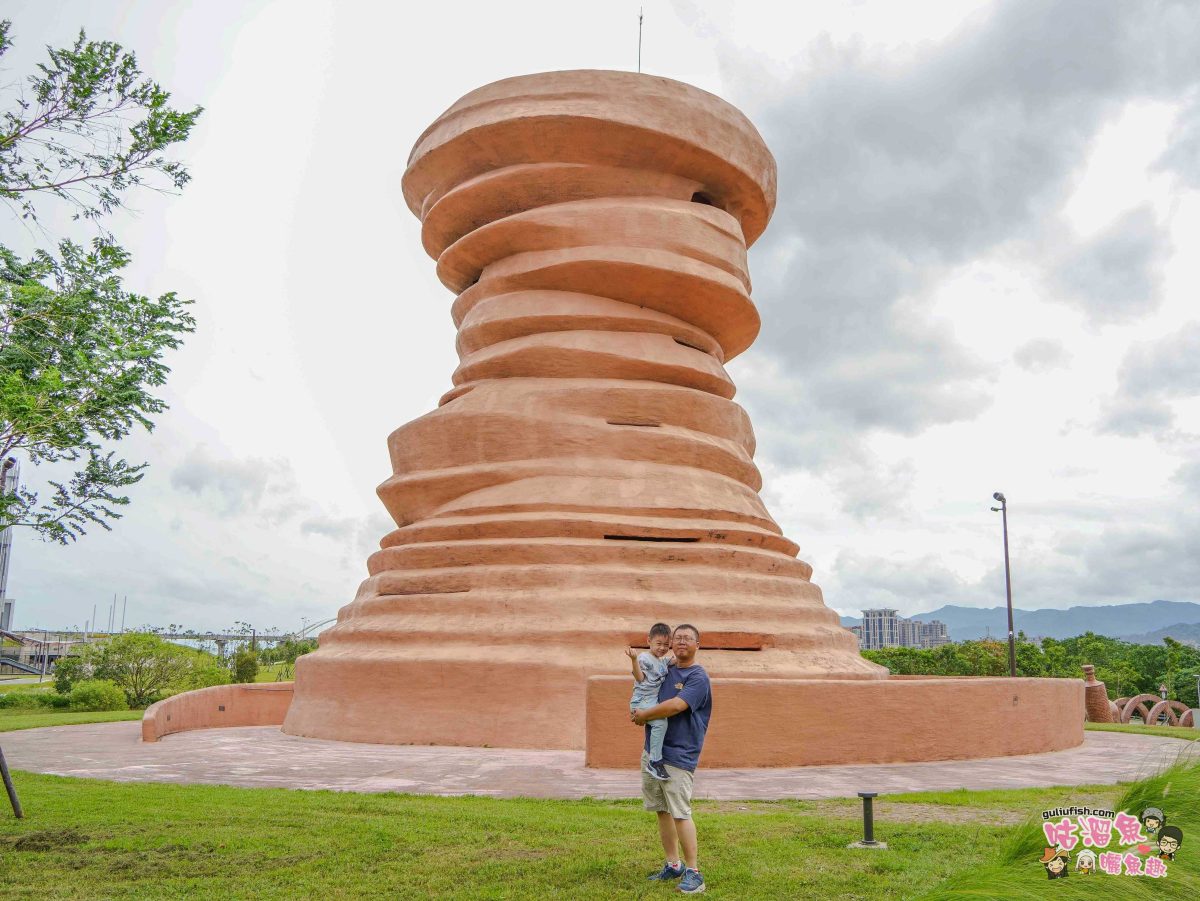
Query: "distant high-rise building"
856 610 951 650
860 608 900 650
918 619 950 648
0 599 12 632
897 617 922 648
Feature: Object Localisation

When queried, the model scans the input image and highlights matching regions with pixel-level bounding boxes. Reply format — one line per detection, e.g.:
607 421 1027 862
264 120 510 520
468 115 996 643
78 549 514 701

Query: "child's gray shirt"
630 651 670 708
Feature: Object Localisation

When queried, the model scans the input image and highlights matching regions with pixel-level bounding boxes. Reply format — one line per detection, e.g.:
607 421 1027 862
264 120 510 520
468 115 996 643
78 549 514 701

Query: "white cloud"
4 0 1199 632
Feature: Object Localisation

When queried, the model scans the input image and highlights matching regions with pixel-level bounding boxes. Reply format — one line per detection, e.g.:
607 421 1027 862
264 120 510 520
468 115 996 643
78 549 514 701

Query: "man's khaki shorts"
641 751 695 820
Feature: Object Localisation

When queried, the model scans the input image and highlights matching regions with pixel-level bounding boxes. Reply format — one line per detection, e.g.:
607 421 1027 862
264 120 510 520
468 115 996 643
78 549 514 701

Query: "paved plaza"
3 723 1196 800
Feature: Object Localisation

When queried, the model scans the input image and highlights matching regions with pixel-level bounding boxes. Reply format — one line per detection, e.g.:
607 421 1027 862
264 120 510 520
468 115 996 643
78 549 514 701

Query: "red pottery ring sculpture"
1119 694 1165 725
1144 700 1180 727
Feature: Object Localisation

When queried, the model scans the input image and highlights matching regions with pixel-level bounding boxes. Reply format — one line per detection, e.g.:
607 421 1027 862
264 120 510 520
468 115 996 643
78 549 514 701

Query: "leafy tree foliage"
0 21 202 223
1 241 195 540
52 652 83 693
259 637 317 666
56 631 227 707
0 19 200 541
862 632 1200 707
232 646 259 684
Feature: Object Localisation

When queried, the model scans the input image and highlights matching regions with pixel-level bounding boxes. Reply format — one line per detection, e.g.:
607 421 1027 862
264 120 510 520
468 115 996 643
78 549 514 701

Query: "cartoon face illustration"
1157 825 1183 860
1040 847 1070 878
1075 849 1096 874
1141 807 1165 836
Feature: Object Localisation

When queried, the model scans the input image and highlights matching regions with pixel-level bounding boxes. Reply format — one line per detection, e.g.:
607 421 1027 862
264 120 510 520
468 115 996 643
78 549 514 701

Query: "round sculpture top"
402 70 777 248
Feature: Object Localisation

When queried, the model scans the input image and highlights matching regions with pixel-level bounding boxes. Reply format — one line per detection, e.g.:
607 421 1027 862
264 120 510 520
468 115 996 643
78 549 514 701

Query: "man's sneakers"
643 758 671 781
647 860 684 881
678 868 706 894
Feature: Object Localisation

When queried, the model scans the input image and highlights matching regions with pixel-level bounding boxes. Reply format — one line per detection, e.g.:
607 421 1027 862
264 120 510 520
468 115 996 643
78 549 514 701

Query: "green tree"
0 22 201 223
65 631 224 707
258 637 318 666
52 652 84 693
1 242 195 539
0 19 201 541
232 646 259 684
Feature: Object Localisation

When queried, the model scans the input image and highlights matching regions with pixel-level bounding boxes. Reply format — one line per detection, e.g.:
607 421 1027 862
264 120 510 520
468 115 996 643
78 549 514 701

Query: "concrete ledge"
586 675 1085 768
142 682 294 742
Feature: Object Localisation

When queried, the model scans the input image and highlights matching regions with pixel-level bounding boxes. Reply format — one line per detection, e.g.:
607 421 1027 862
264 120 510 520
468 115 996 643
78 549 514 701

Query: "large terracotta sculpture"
284 70 882 748
283 72 1083 764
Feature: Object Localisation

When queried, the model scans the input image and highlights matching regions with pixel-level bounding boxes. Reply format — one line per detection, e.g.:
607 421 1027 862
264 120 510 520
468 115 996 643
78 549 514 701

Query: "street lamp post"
990 492 1016 678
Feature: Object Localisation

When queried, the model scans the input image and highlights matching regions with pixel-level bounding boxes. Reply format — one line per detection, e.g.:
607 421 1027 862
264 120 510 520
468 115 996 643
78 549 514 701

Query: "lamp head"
992 492 1006 503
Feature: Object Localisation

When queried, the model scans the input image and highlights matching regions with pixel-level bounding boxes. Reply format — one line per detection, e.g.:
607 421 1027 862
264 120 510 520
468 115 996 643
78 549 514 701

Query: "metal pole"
0 745 23 818
39 629 47 682
120 596 127 632
91 604 97 641
861 792 876 844
1001 500 1016 678
637 7 643 73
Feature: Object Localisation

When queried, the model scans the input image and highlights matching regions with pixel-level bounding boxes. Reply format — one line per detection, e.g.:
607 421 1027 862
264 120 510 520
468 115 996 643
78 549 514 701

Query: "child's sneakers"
643 758 670 781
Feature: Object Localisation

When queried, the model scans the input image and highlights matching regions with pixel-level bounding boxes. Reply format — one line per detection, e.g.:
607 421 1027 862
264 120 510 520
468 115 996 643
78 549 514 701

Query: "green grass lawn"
254 662 294 682
0 717 1195 897
0 771 1131 900
0 681 55 695
0 709 143 732
1086 721 1200 741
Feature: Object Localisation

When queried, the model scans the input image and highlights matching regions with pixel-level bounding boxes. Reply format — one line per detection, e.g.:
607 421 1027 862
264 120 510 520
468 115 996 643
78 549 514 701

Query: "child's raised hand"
625 647 638 660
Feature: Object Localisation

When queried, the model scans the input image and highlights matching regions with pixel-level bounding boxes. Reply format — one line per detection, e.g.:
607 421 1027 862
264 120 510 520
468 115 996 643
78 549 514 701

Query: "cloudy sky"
3 0 1198 633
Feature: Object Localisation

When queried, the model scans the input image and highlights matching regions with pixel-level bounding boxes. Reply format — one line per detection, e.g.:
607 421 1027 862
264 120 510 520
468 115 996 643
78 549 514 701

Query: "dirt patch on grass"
4 827 87 851
868 802 1027 826
695 799 1036 825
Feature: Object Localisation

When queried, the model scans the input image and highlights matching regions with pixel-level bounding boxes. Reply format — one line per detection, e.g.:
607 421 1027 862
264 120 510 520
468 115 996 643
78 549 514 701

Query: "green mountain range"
839 600 1200 644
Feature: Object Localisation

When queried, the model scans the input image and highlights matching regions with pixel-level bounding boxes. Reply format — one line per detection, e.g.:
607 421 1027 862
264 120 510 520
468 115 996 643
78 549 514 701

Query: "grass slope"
914 757 1199 899
0 774 1124 900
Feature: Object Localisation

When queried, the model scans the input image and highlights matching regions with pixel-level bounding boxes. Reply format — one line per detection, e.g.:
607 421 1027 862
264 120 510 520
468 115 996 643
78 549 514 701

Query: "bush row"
0 680 128 711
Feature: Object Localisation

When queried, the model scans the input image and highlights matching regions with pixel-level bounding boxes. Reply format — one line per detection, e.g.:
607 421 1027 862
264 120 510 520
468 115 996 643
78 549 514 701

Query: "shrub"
232 647 258 684
0 689 69 709
179 661 232 692
68 679 129 712
0 691 41 709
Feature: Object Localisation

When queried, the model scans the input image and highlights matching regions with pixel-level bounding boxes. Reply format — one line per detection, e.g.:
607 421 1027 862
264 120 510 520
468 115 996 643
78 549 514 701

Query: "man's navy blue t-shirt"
644 663 712 772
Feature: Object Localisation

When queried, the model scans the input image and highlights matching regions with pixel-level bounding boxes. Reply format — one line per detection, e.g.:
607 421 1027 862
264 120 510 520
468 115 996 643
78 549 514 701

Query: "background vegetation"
863 632 1200 706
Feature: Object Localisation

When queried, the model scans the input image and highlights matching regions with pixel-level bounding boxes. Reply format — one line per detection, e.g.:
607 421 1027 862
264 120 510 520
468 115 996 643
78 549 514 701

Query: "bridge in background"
2 619 337 671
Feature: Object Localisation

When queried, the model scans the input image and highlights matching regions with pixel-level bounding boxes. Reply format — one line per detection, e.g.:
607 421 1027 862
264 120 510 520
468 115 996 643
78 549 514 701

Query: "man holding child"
629 623 712 895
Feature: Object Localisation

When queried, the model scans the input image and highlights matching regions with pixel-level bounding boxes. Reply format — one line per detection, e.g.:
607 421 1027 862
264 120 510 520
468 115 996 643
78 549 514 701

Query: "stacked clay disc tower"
284 70 1083 760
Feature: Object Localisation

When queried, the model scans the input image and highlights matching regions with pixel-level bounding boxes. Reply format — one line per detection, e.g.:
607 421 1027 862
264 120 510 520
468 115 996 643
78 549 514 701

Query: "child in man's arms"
626 622 674 781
